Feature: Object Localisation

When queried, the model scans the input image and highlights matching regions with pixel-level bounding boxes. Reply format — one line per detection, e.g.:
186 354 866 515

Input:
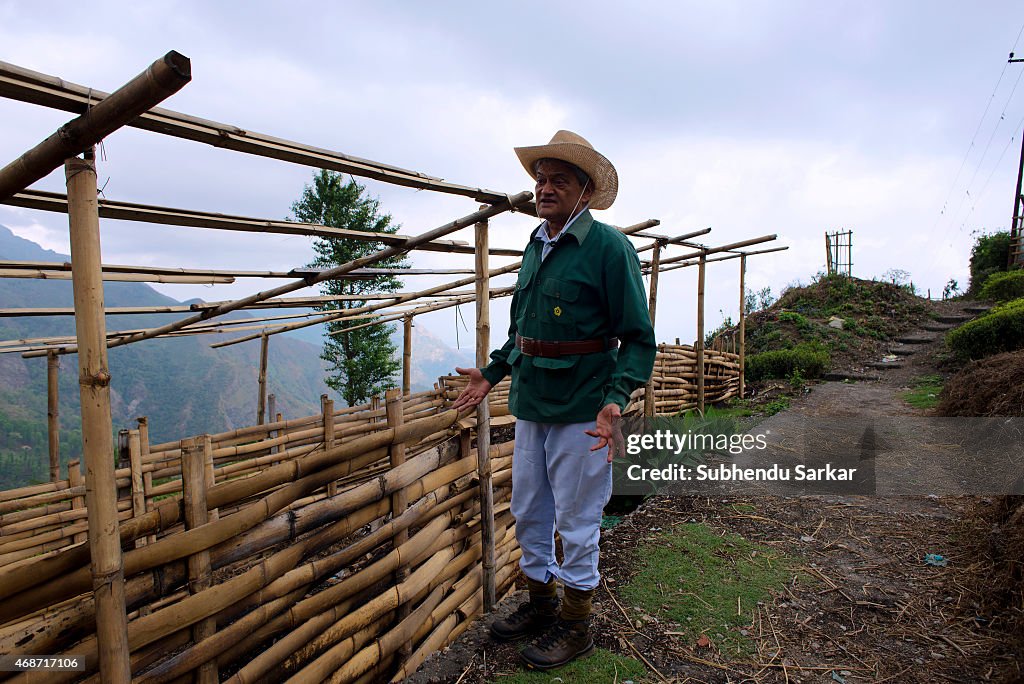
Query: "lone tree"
291 170 409 406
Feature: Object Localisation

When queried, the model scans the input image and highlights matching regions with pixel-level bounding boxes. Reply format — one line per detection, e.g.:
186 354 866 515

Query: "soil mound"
937 349 1024 416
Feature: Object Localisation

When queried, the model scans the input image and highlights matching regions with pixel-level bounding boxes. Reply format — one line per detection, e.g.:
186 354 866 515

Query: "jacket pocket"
530 355 580 403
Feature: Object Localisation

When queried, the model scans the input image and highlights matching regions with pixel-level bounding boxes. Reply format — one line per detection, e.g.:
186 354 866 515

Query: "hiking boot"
490 596 559 641
520 618 594 670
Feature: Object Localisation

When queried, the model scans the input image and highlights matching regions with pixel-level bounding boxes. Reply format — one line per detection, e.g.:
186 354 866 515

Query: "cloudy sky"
2 1 1024 354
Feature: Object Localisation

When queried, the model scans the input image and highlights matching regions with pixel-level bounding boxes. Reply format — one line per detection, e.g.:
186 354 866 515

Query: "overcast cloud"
2 1 1023 353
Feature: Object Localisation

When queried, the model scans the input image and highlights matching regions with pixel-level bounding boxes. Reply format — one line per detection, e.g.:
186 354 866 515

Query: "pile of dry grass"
937 349 1024 416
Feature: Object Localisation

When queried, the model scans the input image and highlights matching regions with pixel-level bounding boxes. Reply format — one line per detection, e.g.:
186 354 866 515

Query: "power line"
948 64 1024 230
933 20 1024 233
957 109 1024 230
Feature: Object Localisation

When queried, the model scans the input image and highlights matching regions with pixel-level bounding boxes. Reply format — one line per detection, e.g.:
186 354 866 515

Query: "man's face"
534 159 594 227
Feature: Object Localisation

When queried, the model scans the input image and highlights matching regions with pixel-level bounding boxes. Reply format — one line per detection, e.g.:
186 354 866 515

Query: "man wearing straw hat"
453 130 656 670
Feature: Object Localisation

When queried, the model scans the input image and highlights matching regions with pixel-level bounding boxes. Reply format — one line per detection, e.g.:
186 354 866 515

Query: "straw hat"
514 130 618 210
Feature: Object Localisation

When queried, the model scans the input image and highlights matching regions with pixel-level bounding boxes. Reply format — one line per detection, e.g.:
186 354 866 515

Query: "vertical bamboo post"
825 232 833 276
267 393 277 455
643 241 662 416
403 314 413 396
65 150 131 684
127 430 146 548
372 395 381 429
696 252 706 415
738 255 747 399
385 388 411 659
322 394 337 497
47 350 60 482
68 459 87 543
257 332 269 425
137 417 156 545
203 435 218 521
475 214 496 613
181 436 217 684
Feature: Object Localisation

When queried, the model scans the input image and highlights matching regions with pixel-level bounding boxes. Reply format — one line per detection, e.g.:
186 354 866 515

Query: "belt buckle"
519 335 535 357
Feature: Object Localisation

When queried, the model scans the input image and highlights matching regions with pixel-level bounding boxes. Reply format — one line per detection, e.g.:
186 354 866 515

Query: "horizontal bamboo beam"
0 259 476 279
634 226 713 254
0 290 509 317
0 63 536 210
651 233 778 267
656 245 789 274
0 52 191 202
21 193 532 358
333 288 513 336
0 269 233 284
2 190 526 256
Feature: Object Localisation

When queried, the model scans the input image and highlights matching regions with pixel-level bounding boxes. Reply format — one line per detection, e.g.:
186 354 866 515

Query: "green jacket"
480 210 657 423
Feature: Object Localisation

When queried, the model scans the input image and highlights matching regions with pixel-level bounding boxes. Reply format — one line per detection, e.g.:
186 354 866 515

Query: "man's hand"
451 367 493 412
585 403 624 463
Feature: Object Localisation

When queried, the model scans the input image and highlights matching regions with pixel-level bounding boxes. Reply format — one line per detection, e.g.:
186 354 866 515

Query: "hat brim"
514 142 618 210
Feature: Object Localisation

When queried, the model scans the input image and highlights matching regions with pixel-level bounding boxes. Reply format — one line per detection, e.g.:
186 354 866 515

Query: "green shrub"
979 270 1024 302
968 231 1010 293
745 342 830 382
778 311 811 331
946 298 1024 360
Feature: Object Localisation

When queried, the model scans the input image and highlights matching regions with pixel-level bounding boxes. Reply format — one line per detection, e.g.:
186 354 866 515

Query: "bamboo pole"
46 350 60 481
127 430 146 549
181 437 217 684
385 388 411 662
0 51 191 202
403 315 412 396
474 214 496 613
696 252 706 415
643 240 662 417
2 190 524 257
65 150 130 683
137 417 157 546
738 255 746 400
68 459 87 544
323 395 337 497
257 332 269 425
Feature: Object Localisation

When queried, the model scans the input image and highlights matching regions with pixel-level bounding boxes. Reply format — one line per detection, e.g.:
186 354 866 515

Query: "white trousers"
510 419 612 590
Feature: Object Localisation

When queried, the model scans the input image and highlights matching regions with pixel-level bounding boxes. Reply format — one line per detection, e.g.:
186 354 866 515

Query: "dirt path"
408 299 1021 683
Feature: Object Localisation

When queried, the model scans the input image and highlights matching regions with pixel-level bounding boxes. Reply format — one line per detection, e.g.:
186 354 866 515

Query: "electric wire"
932 20 1024 234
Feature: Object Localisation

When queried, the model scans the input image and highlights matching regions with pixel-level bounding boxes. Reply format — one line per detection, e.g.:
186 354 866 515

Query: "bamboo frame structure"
0 50 791 683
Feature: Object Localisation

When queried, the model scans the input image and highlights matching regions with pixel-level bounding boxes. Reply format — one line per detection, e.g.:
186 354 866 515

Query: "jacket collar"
536 209 594 246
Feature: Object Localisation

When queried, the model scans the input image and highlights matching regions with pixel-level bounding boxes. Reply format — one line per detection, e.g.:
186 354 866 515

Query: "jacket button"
555 293 560 298
530 313 536 318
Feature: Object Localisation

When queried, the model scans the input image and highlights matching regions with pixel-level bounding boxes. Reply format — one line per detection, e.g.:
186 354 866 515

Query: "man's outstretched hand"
585 403 624 463
451 367 493 412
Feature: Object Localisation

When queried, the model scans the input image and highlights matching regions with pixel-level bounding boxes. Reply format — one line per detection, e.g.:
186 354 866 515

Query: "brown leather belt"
515 334 618 358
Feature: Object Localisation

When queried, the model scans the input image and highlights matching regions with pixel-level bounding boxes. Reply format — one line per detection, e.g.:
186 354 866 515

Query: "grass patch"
745 343 830 383
497 647 646 683
620 523 795 656
762 397 790 415
901 374 944 409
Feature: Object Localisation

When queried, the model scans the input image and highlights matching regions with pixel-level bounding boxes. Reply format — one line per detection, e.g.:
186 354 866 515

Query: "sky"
2 1 1024 355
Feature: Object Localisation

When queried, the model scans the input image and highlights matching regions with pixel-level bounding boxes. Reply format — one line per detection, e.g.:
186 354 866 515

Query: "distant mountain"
0 226 472 489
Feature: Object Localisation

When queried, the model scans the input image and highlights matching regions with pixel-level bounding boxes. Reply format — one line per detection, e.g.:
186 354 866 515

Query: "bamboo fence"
0 345 739 681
